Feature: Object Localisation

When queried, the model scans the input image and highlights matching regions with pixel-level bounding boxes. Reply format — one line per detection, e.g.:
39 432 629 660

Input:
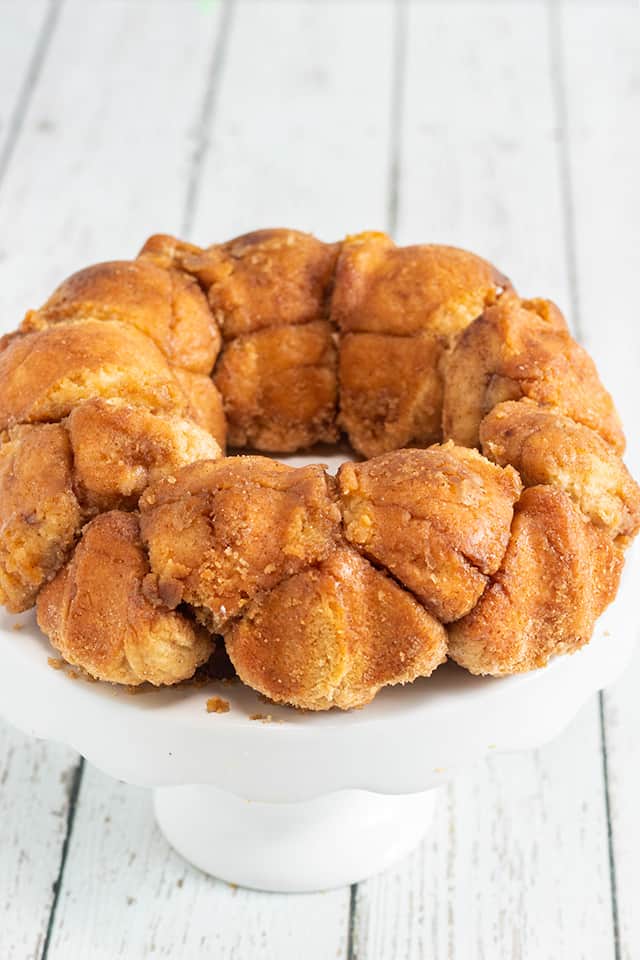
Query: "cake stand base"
154 785 439 892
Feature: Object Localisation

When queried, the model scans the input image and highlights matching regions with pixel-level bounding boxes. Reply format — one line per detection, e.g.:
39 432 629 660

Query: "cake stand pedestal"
0 549 636 892
155 784 438 892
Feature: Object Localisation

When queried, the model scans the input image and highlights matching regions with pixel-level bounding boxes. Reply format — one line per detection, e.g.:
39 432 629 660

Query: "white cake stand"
1 440 637 892
0 542 636 893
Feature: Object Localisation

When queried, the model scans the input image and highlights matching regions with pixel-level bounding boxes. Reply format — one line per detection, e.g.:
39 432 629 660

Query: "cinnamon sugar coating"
37 512 213 685
22 258 220 374
182 228 339 339
139 457 341 631
0 400 220 610
0 319 187 430
214 321 338 450
338 332 442 458
226 547 447 711
480 399 640 541
448 486 623 675
138 233 205 270
442 295 624 452
0 227 635 708
172 369 227 449
0 424 82 612
333 232 510 456
67 398 220 511
182 229 340 449
338 444 522 622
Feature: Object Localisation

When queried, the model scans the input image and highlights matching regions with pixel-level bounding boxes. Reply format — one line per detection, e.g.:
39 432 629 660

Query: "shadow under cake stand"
0 544 636 893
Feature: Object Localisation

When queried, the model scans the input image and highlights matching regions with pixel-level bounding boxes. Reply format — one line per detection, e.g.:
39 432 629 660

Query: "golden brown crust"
172 369 227 449
332 232 510 455
338 331 443 458
448 486 623 675
0 227 635 705
0 399 221 610
213 321 338 450
480 399 640 541
182 228 339 339
338 444 522 622
140 457 341 630
67 398 220 511
37 511 213 685
137 233 205 270
176 229 340 451
442 295 625 453
225 547 447 711
331 232 510 337
0 424 82 612
0 319 186 430
22 259 220 374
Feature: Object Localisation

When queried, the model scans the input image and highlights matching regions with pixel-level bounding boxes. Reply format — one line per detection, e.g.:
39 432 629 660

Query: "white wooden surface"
0 1 638 957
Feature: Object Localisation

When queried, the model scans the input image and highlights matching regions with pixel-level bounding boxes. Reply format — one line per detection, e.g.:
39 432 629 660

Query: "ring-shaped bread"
0 228 637 708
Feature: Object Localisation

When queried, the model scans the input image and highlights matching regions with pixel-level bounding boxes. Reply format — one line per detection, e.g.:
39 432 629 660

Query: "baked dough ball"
480 399 640 541
448 486 623 675
213 321 337 450
37 511 213 685
22 258 220 374
140 456 341 630
0 424 82 612
67 398 220 511
442 295 624 452
338 443 522 622
338 332 443 459
138 233 205 270
0 225 636 703
0 399 220 610
183 228 339 338
226 547 447 711
184 229 340 450
0 319 187 430
173 369 226 449
333 232 510 456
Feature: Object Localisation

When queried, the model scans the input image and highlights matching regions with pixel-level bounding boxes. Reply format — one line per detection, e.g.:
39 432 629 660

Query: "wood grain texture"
558 3 640 958
44 765 350 960
0 0 638 957
1 0 398 953
37 1 399 952
0 0 224 320
355 705 615 959
190 0 395 241
0 6 82 959
350 2 617 955
395 0 572 309
0 724 80 960
0 0 53 184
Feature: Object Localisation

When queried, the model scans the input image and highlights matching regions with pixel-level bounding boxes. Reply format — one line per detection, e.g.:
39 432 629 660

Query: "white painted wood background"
0 0 638 957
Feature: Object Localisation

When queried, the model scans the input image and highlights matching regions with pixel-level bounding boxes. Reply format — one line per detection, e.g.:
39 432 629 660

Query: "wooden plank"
0 1 221 957
355 707 615 960
0 0 53 179
190 0 395 242
558 3 640 958
0 0 226 320
396 0 571 308
0 6 84 959
2 1 631 957
357 655 633 956
23 0 394 954
351 2 617 956
45 764 350 959
0 723 81 960
556 0 640 470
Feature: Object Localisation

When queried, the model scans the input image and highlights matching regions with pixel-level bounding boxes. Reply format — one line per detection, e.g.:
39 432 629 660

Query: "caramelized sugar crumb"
206 695 230 714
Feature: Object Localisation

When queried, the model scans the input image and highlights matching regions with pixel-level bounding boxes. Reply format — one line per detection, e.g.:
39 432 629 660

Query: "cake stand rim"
1 547 636 802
